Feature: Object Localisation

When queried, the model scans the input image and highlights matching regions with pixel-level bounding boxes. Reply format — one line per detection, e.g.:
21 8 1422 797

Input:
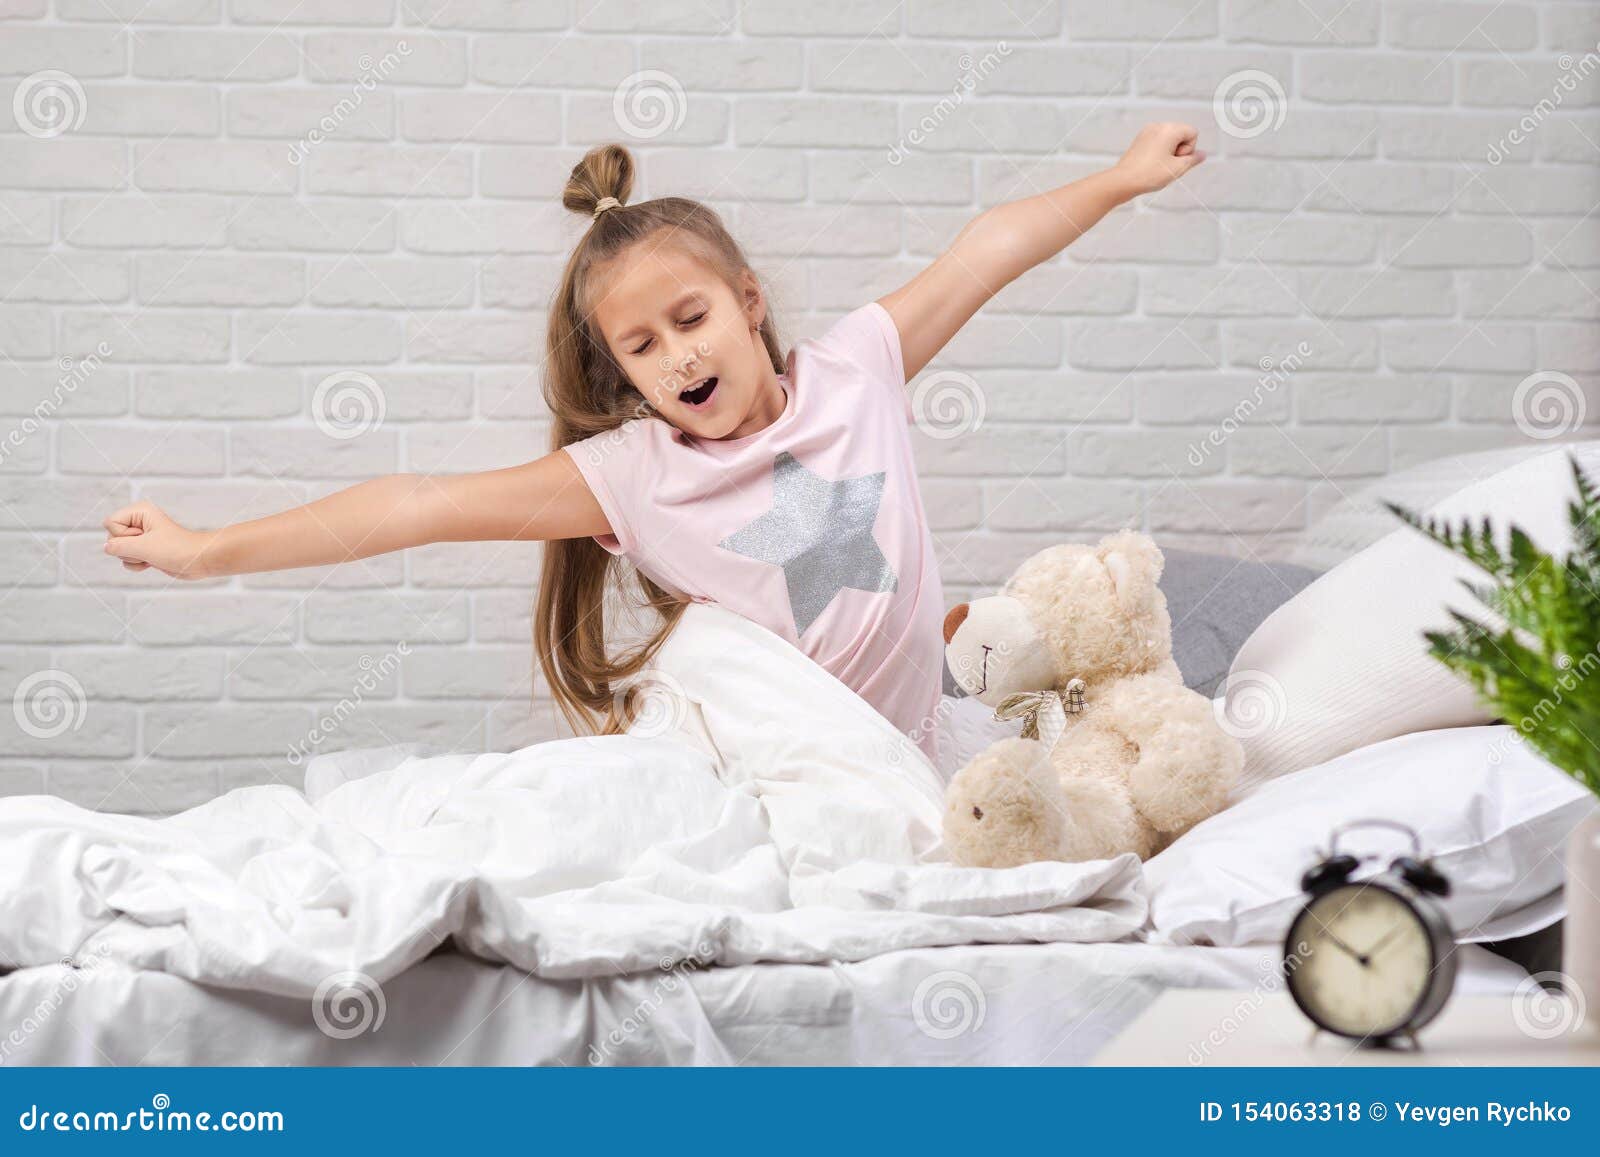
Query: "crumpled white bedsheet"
0 605 1145 1000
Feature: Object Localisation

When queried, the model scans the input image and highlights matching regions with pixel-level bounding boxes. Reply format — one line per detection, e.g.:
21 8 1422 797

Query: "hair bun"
562 144 634 219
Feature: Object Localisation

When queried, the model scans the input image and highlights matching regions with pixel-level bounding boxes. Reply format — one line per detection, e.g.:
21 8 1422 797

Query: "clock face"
1285 883 1436 1039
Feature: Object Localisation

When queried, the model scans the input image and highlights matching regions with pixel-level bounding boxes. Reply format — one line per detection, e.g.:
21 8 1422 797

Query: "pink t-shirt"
565 301 945 761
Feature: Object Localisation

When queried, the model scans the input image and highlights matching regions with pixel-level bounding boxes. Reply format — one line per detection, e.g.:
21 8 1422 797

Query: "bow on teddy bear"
940 529 1243 869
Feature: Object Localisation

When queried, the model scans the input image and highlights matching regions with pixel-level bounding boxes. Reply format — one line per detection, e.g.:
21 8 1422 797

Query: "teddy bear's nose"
942 602 970 645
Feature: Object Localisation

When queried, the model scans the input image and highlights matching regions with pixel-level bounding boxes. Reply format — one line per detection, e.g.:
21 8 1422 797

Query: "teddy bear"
940 529 1243 868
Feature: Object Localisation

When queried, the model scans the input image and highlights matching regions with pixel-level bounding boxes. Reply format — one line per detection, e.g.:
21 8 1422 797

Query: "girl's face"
589 239 781 441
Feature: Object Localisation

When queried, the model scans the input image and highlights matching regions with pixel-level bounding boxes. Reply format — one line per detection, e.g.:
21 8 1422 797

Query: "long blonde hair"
534 143 786 736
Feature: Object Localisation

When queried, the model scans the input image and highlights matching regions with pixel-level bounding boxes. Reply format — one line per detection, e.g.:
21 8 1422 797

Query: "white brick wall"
2 1 1598 811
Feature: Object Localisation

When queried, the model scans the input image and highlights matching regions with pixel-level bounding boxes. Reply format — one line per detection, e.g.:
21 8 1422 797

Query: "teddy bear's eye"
971 805 983 820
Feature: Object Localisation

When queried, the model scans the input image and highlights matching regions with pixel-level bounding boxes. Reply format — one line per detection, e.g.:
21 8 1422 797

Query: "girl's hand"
102 501 218 580
1114 122 1206 197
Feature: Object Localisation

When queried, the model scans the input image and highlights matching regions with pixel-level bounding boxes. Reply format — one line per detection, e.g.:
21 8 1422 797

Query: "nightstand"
1093 991 1600 1066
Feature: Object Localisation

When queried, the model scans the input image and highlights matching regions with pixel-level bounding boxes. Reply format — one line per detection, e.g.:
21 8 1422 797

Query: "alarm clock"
1283 819 1458 1048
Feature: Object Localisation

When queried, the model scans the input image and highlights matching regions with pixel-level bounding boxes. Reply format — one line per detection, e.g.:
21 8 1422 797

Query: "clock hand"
1316 926 1370 967
1362 924 1408 960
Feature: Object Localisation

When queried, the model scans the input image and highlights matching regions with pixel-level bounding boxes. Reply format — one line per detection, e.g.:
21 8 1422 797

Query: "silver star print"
719 451 898 637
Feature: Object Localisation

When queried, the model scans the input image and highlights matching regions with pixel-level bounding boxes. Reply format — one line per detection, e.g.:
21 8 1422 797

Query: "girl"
102 124 1205 763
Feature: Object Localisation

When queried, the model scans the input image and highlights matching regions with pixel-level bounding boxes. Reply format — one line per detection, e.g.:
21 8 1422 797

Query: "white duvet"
0 605 1145 1000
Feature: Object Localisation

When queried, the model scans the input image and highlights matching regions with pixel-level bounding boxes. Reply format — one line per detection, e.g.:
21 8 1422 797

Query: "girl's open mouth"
680 377 718 408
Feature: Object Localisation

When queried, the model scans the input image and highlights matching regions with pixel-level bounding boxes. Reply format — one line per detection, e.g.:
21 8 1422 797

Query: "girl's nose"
670 345 702 377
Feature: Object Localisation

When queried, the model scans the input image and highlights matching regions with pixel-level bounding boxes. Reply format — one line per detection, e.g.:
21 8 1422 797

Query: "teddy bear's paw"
1057 777 1158 861
1126 739 1240 836
942 738 1073 869
1050 725 1140 781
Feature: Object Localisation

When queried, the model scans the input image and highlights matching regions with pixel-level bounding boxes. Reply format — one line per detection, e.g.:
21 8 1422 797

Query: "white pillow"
1144 725 1597 947
932 694 1019 787
1225 442 1600 791
1287 444 1555 571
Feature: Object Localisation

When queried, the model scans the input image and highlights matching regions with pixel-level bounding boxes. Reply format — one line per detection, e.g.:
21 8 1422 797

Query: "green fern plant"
1384 451 1600 798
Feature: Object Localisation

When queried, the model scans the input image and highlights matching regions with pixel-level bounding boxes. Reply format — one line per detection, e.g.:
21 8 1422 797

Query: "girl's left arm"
878 121 1207 380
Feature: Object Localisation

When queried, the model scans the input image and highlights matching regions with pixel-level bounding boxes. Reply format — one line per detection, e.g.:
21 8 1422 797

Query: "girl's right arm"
102 450 610 579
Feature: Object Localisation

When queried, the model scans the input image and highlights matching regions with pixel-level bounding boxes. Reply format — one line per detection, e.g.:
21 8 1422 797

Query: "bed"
2 457 1592 1067
0 940 1534 1067
7 714 1567 1066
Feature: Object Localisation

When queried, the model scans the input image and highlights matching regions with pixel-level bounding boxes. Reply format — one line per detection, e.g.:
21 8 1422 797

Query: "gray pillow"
940 549 1322 698
1159 549 1323 697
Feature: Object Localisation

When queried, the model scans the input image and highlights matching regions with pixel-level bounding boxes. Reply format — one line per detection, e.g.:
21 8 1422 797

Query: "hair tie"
592 196 622 219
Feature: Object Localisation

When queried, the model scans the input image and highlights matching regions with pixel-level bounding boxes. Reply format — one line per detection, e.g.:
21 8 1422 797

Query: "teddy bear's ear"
1096 530 1164 617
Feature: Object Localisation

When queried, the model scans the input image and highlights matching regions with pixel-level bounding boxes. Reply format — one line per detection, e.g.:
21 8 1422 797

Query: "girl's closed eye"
629 311 707 356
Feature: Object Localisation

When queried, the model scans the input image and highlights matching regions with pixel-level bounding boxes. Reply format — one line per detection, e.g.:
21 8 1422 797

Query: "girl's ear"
740 269 766 330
